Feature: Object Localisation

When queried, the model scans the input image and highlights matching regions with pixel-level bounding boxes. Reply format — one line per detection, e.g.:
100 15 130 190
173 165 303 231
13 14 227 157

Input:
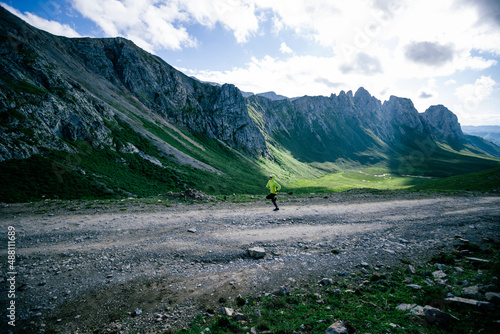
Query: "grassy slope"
413 166 500 191
282 131 500 194
384 128 500 178
0 155 112 203
287 167 431 194
0 114 277 202
2 105 500 203
1 136 499 203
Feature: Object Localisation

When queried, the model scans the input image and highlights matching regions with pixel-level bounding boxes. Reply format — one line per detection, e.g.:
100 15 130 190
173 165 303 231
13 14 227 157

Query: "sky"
2 0 500 126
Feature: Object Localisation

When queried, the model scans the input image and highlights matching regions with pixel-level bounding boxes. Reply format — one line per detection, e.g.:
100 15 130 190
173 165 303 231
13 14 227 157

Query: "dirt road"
1 192 499 333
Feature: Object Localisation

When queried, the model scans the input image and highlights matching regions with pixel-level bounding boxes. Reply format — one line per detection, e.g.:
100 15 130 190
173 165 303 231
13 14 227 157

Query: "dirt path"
1 193 499 333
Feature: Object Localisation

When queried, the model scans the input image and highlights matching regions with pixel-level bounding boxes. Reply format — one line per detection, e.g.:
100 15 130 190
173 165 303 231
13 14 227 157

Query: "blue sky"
2 0 500 125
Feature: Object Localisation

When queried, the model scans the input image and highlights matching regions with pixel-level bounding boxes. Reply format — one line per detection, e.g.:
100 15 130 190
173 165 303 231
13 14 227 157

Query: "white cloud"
179 0 499 107
56 0 500 82
70 0 197 52
73 0 500 126
461 55 498 70
339 52 383 75
454 76 496 112
279 42 292 54
184 52 402 100
259 0 500 67
404 42 455 66
1 2 82 37
183 55 343 97
178 0 259 43
69 0 261 51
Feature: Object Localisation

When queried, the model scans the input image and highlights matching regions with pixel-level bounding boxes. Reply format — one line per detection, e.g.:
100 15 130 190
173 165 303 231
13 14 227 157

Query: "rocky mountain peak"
353 87 371 100
353 87 382 115
210 83 267 156
0 6 270 162
337 90 354 100
423 105 465 143
382 96 424 132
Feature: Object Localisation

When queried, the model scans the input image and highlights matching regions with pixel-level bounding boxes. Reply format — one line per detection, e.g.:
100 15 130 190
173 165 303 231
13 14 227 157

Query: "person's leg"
271 195 278 209
266 193 278 209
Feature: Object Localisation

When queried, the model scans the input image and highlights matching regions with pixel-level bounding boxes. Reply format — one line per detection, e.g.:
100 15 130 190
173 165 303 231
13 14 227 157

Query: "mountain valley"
1 6 500 203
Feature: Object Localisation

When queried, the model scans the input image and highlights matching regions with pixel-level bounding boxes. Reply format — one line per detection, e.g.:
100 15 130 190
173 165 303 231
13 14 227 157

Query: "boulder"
464 257 490 264
432 270 447 279
396 303 423 315
396 303 417 311
222 307 234 317
423 306 460 326
406 264 416 275
462 285 482 300
445 296 479 307
272 286 289 296
406 284 422 290
486 292 500 305
320 278 333 286
325 321 348 334
248 247 266 259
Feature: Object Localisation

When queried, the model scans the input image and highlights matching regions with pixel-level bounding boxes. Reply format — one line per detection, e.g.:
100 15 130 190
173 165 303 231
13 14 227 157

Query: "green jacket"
266 177 281 194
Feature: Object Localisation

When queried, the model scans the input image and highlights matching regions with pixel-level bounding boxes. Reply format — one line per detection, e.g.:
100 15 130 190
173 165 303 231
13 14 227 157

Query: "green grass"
387 141 500 178
412 167 500 192
129 115 278 195
181 242 500 334
0 155 112 203
2 148 498 203
287 167 431 194
257 144 325 184
79 151 183 196
0 117 273 202
286 159 500 195
4 78 48 95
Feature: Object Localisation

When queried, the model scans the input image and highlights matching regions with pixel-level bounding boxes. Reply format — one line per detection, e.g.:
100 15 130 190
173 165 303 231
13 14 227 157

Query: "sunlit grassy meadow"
286 167 431 194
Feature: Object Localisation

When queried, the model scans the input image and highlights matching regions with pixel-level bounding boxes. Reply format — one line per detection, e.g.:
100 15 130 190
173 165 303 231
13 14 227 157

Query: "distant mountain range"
1 6 499 202
241 91 291 101
462 125 500 146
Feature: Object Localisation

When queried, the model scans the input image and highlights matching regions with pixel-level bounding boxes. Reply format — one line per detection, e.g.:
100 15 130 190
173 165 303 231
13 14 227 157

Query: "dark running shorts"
266 193 277 200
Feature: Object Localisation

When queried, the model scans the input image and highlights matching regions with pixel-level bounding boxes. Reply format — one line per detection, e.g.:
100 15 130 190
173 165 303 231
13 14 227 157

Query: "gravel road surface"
1 192 499 333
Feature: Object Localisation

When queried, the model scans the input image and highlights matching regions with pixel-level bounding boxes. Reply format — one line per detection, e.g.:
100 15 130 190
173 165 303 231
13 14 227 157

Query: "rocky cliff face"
0 7 266 163
0 17 118 161
382 96 425 135
422 105 466 143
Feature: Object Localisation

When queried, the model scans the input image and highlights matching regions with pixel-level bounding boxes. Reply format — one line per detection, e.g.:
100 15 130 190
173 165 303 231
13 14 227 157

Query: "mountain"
1 6 499 202
0 7 267 161
248 88 500 167
462 125 500 146
256 91 289 101
240 91 290 100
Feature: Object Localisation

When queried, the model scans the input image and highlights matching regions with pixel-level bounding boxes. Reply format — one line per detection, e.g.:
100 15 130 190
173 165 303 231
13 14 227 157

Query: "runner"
265 174 281 211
